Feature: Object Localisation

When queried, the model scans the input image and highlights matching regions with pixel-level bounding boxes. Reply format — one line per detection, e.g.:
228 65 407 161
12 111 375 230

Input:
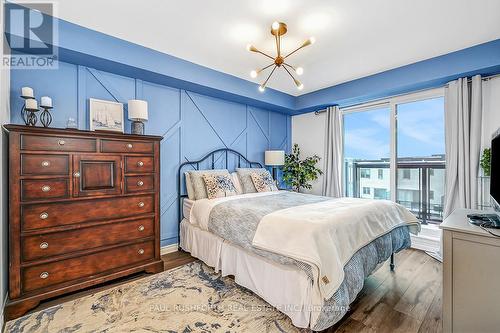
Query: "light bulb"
258 85 266 92
246 44 252 51
271 21 280 30
297 83 304 90
309 37 316 44
250 70 258 78
296 67 304 75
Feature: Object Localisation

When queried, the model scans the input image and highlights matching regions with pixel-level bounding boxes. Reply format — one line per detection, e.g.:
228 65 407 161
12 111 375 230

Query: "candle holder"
21 95 39 126
40 106 53 127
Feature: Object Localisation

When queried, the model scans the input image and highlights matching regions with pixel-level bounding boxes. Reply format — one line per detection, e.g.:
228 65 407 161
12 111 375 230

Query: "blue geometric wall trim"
10 61 291 246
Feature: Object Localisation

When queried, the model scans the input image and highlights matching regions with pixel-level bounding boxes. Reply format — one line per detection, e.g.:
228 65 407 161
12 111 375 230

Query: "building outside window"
402 169 411 179
378 169 384 180
361 169 371 178
363 187 371 195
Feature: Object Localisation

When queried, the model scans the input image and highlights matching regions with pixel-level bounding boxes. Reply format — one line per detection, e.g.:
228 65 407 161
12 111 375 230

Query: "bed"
177 149 420 331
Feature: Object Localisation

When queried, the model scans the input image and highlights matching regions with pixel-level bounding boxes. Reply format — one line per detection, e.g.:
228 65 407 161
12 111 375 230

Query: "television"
491 128 500 213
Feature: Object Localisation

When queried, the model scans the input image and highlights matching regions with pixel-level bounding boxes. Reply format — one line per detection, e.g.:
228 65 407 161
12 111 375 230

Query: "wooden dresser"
4 125 164 320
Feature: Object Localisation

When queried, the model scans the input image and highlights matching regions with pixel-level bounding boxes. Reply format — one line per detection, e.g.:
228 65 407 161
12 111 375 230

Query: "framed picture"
89 98 124 132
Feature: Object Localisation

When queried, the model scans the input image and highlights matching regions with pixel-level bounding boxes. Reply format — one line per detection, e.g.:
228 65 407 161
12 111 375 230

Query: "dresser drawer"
22 195 154 231
125 156 154 173
22 241 154 293
22 217 154 261
21 154 69 176
21 135 96 152
21 179 69 201
101 139 153 154
125 175 154 193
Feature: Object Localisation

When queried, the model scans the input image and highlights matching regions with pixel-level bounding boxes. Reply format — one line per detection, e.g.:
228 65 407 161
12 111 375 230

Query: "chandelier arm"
283 63 296 70
261 65 278 88
256 50 275 60
282 64 296 80
283 44 308 59
259 63 276 73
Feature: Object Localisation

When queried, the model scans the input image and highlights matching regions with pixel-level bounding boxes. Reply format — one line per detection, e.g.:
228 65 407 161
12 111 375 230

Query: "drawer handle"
138 202 145 208
40 212 49 220
137 161 144 167
73 172 80 178
138 248 145 255
137 180 144 187
39 242 49 249
58 140 65 146
41 185 51 192
138 225 145 232
40 272 49 279
41 160 51 167
127 143 133 149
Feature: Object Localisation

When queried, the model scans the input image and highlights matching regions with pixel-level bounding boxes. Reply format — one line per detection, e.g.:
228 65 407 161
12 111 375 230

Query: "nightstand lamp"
265 150 285 185
128 99 148 135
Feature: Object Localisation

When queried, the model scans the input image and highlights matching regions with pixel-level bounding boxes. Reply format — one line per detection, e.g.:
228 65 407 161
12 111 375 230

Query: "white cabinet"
441 209 500 333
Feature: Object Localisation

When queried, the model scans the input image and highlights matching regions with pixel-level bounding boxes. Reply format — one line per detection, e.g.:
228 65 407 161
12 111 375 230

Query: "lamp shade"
265 150 285 166
128 99 148 121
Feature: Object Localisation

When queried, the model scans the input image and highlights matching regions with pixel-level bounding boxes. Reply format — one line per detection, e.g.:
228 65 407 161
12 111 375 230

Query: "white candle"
25 99 38 110
21 87 34 98
41 96 52 108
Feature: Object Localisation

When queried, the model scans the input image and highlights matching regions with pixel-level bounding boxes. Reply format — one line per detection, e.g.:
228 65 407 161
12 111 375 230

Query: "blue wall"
10 62 291 246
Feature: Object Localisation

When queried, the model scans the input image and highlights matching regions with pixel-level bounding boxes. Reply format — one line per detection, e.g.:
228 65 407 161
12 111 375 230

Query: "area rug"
5 261 305 332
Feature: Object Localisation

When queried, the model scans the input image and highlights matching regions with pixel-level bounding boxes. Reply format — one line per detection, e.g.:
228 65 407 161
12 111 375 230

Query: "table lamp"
128 99 148 135
265 150 285 185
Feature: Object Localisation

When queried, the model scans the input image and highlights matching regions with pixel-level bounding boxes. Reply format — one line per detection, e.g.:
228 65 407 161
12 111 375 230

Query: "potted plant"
480 148 491 176
282 144 323 192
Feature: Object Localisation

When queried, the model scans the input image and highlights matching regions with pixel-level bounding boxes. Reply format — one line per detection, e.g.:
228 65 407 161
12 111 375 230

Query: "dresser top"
440 208 500 238
3 124 163 141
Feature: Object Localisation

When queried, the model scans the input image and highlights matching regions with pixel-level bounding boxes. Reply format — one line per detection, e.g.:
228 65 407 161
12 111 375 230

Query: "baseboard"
160 243 179 255
411 234 440 253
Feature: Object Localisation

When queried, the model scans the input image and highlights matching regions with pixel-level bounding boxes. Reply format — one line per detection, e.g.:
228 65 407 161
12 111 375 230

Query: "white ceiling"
48 0 500 95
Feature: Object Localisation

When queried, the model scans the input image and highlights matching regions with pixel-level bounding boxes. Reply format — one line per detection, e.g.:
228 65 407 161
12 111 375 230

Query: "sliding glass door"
396 97 445 223
343 106 391 200
343 89 446 224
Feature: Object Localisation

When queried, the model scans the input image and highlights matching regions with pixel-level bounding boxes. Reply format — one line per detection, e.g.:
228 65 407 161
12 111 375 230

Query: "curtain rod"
314 73 500 115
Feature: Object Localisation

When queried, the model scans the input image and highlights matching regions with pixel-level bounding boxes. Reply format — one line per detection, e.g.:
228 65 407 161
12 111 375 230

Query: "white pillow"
184 172 195 200
231 172 243 194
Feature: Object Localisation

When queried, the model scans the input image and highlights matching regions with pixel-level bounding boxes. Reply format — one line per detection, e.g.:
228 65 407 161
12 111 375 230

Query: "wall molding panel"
10 61 291 246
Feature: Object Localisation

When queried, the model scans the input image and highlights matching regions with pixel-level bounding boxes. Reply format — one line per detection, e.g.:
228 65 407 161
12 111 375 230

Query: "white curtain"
443 75 483 218
322 106 343 197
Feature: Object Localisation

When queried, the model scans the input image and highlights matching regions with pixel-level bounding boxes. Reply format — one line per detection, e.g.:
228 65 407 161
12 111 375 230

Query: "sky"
344 97 445 160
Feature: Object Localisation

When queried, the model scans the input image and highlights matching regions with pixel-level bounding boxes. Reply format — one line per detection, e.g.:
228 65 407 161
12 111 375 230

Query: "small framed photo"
89 98 124 132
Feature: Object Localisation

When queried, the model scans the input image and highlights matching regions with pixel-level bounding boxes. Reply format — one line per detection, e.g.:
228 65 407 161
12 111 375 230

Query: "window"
363 187 371 195
342 89 445 223
374 188 388 200
396 96 445 223
343 106 390 198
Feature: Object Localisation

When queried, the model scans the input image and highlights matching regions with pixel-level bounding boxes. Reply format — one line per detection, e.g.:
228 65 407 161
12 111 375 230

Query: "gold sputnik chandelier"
247 21 315 92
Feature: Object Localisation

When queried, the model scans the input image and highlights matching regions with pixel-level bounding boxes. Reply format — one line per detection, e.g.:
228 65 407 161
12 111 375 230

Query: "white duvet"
189 192 420 301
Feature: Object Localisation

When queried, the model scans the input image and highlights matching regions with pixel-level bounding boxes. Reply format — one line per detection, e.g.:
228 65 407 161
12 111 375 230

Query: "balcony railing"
346 159 445 224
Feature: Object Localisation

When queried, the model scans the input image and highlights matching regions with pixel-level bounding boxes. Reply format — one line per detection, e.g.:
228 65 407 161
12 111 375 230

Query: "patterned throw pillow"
236 168 268 193
250 171 278 192
203 173 238 199
187 169 230 200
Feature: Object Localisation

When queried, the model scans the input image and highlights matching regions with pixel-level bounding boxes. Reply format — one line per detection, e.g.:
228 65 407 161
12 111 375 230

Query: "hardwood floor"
321 249 442 333
22 249 441 333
